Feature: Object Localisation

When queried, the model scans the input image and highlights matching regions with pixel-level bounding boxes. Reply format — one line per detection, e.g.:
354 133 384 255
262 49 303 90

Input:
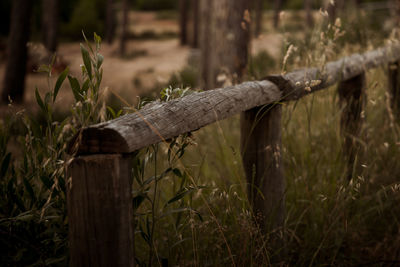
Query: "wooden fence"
66 43 400 266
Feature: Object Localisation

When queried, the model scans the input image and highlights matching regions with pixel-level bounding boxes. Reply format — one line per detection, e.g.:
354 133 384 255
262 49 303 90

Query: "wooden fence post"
389 60 400 117
338 73 366 179
240 104 285 238
66 154 135 267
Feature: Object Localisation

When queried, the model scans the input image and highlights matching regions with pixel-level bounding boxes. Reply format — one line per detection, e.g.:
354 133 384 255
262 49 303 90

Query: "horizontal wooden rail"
69 80 281 154
69 43 400 155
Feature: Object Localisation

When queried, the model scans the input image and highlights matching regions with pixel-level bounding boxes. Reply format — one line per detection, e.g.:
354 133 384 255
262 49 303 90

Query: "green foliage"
1 67 70 266
137 63 199 102
0 33 108 265
160 86 192 101
69 32 106 127
280 72 400 264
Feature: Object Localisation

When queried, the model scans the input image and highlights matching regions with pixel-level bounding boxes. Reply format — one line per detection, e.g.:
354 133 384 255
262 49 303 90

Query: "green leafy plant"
0 32 109 266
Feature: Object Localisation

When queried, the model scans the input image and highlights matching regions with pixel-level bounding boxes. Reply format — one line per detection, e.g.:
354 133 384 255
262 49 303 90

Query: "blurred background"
1 1 400 266
0 0 398 112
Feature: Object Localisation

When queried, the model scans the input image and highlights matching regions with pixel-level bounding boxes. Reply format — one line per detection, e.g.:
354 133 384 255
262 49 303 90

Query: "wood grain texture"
338 73 366 179
389 60 400 117
66 154 135 267
240 105 285 234
70 80 282 155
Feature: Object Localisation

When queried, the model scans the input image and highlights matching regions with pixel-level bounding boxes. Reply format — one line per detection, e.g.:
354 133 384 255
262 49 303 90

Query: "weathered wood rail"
66 43 400 266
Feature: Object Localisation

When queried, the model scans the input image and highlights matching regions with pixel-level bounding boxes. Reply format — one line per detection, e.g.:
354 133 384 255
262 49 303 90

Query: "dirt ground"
0 11 283 114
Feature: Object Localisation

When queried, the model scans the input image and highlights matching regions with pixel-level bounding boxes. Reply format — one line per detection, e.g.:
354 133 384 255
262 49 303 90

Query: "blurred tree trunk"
273 0 283 29
199 0 250 89
304 0 314 28
326 0 336 22
199 0 212 89
191 0 199 48
254 0 264 37
42 0 59 53
119 0 129 56
326 0 344 22
391 0 400 26
179 0 189 45
1 0 33 104
105 0 116 44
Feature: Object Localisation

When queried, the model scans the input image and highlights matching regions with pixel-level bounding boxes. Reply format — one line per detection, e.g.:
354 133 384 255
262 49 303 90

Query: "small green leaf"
80 44 92 80
59 175 66 193
145 217 151 240
132 194 146 210
94 32 101 46
0 153 11 178
37 64 51 74
23 177 36 202
107 106 116 118
172 168 183 178
67 76 83 101
40 175 53 190
143 176 156 186
160 207 191 218
167 188 195 205
29 117 41 137
81 79 90 93
53 67 69 102
139 224 150 243
50 54 56 69
45 92 51 105
82 30 88 42
35 88 46 112
7 176 16 195
82 30 95 54
171 238 191 249
15 212 34 221
96 53 104 68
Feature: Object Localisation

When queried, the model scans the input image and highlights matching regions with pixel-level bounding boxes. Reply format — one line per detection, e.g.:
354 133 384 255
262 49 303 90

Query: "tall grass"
1 9 400 266
133 68 400 266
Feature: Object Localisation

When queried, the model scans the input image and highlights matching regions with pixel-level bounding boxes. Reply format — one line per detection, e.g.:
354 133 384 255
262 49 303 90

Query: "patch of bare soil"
0 11 283 115
0 12 189 114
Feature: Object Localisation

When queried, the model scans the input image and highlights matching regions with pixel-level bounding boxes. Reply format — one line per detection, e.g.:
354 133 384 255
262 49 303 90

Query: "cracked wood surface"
70 80 282 154
69 43 400 155
67 154 135 267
